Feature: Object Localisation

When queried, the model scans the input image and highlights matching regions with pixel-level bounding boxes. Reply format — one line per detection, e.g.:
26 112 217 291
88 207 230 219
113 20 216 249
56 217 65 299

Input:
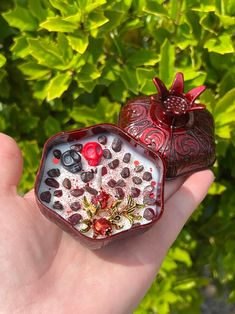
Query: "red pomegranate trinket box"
119 73 216 179
35 124 165 249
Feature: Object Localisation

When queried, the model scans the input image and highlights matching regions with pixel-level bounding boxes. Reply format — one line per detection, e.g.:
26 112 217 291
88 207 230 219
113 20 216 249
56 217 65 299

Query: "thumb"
0 133 23 195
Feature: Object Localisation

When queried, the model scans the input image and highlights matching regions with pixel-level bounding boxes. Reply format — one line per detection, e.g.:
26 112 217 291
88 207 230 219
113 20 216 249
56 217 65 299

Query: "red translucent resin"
119 73 216 179
35 124 165 249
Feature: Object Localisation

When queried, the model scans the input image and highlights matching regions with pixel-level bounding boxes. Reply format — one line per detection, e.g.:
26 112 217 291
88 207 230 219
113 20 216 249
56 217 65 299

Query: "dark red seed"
107 179 116 188
62 178 71 189
108 159 119 169
54 190 63 197
116 179 126 187
45 178 60 188
80 171 94 183
143 185 154 195
131 187 141 198
70 188 84 197
143 196 156 205
143 208 155 220
132 176 142 185
68 213 82 225
70 143 83 152
53 201 63 210
103 149 112 159
98 135 107 145
121 167 130 178
123 153 131 163
143 172 152 181
70 202 81 211
101 166 107 176
47 168 60 177
115 187 125 199
134 165 144 173
112 137 122 152
40 191 51 203
85 186 98 195
53 149 61 159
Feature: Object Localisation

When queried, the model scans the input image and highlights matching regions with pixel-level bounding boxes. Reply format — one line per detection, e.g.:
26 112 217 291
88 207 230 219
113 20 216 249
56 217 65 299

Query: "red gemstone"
93 218 112 236
92 191 110 209
82 142 103 166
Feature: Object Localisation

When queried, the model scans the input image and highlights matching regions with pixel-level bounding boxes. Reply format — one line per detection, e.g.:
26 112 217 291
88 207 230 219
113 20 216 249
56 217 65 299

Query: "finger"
24 189 34 200
0 133 23 194
152 170 214 250
164 175 186 201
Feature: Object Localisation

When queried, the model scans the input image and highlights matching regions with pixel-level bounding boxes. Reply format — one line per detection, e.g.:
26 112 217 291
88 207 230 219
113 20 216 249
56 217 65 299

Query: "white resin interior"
38 132 161 239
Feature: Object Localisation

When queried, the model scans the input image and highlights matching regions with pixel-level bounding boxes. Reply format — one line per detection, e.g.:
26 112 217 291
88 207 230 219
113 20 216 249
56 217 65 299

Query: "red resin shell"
34 124 165 249
119 73 216 179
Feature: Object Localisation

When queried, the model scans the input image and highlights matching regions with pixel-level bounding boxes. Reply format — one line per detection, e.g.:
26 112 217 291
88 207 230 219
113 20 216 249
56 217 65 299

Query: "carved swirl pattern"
127 119 153 137
139 127 168 153
173 132 200 157
119 97 216 179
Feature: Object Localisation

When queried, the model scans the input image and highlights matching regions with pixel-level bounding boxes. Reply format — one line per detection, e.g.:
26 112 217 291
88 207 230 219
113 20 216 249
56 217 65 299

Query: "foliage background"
0 0 235 312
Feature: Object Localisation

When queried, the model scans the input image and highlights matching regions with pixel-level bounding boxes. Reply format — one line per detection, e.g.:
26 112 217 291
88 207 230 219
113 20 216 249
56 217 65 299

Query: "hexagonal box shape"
35 124 165 249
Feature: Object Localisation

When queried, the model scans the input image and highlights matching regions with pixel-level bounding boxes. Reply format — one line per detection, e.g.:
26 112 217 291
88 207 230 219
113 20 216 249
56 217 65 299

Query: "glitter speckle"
53 158 60 164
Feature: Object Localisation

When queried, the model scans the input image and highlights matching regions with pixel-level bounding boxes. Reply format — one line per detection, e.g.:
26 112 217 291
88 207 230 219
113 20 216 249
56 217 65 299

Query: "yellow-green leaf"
40 17 78 33
67 33 89 54
204 34 234 54
2 5 38 31
208 182 227 195
159 39 175 85
47 72 72 100
0 54 6 68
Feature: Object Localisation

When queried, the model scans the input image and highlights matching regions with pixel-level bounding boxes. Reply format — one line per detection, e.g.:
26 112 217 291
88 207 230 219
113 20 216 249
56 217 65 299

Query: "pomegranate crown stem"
152 72 206 115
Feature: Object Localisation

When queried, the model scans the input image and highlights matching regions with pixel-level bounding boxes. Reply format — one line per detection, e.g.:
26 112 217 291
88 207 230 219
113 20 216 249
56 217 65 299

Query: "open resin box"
35 124 165 249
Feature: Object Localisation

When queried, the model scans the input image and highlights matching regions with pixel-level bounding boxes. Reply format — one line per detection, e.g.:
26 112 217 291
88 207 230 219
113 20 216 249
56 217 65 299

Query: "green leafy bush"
0 0 235 312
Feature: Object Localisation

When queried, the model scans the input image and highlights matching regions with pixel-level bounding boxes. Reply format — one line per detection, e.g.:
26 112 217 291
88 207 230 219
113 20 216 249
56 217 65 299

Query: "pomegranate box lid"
119 73 216 179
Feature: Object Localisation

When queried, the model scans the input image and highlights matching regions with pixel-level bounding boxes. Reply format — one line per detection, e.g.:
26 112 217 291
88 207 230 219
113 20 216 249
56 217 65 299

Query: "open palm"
0 133 214 314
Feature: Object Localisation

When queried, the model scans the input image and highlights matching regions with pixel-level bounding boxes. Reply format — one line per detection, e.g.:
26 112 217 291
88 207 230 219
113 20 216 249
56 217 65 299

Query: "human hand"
0 133 214 314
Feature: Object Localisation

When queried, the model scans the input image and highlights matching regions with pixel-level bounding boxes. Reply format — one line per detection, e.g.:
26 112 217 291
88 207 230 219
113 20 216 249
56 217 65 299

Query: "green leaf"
20 141 40 172
44 116 61 137
76 63 101 82
121 67 138 94
33 80 50 101
159 39 175 85
208 182 227 195
143 0 168 16
10 36 30 59
0 54 6 68
40 17 78 32
18 62 50 80
71 97 120 125
28 38 64 68
136 67 156 93
47 72 72 100
84 0 106 13
86 11 109 30
28 0 47 22
204 34 234 54
170 247 192 267
67 32 89 54
217 14 235 28
200 12 219 34
49 0 79 15
214 88 235 118
2 5 38 31
127 50 160 66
